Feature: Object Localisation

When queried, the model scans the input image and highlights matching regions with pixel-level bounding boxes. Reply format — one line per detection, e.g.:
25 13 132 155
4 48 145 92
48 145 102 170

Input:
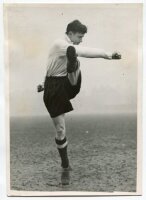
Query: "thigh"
52 114 65 128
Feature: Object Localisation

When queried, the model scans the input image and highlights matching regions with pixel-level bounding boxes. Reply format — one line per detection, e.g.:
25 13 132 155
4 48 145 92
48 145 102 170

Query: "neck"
66 34 73 44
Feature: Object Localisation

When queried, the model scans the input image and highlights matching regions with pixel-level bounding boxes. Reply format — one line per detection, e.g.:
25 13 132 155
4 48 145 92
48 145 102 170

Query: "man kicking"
37 20 121 185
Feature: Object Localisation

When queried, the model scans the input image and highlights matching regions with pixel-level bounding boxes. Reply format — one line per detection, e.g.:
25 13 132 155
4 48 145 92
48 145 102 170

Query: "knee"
55 123 66 140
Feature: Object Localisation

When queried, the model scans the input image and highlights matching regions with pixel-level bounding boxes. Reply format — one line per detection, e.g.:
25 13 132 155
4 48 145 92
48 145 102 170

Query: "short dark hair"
66 20 87 34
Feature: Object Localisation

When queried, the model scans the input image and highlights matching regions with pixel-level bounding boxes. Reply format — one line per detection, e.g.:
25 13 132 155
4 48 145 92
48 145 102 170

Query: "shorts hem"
50 108 74 118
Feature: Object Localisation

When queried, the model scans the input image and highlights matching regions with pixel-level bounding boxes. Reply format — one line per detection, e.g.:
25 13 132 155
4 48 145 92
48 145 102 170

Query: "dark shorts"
43 72 82 118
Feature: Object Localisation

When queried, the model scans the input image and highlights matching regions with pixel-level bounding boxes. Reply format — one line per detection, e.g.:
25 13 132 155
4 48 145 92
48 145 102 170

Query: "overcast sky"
5 3 142 116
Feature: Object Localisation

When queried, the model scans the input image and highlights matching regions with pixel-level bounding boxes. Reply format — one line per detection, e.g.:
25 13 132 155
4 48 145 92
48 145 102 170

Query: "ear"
68 31 73 36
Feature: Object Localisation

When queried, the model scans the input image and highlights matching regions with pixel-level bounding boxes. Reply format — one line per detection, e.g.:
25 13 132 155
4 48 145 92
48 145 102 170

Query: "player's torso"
46 38 69 77
46 55 67 77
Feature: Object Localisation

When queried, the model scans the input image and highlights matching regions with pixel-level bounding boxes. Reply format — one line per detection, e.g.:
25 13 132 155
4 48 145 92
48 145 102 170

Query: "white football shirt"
46 35 112 77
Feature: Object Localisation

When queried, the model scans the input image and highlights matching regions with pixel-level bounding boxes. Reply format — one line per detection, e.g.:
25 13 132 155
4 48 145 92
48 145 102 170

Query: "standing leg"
52 114 69 169
52 114 71 185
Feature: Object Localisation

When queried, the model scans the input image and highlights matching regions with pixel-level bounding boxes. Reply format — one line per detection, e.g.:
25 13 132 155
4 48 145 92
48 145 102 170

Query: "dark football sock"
55 137 69 168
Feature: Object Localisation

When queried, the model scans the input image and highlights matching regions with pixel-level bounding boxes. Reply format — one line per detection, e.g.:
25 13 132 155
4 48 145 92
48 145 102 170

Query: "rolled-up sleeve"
53 39 70 56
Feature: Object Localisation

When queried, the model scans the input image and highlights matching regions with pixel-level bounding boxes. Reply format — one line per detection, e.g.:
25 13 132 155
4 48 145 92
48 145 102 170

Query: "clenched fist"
112 52 121 59
37 84 44 92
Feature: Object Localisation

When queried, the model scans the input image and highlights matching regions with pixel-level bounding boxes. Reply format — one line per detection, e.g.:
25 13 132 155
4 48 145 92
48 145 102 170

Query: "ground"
10 113 137 193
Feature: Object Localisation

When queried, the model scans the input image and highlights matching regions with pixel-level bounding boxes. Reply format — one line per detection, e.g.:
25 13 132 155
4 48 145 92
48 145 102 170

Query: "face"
68 32 85 45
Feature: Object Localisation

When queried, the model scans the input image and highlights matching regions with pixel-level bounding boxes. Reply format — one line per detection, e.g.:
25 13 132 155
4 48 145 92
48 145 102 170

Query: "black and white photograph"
4 3 142 196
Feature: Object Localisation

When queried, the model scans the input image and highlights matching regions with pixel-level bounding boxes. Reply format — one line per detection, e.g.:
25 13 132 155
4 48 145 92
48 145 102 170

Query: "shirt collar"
65 34 73 44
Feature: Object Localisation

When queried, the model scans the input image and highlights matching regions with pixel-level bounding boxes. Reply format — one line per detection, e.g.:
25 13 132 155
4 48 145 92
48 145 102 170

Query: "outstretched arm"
74 45 121 60
54 40 121 59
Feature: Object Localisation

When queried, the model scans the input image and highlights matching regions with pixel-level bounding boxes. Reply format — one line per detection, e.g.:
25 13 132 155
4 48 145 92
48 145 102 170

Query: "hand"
37 84 44 92
112 52 121 59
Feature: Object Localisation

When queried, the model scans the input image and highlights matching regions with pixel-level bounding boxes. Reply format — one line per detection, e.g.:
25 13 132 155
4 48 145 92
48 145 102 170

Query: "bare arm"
74 46 113 59
54 39 121 60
